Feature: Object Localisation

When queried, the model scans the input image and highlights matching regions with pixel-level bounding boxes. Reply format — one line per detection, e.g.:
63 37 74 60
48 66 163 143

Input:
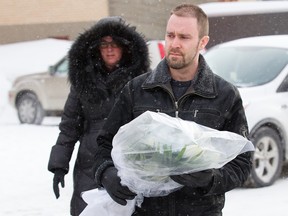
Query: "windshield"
55 57 68 76
204 47 288 87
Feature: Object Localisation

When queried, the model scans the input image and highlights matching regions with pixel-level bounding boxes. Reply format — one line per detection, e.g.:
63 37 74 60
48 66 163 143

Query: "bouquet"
112 111 254 197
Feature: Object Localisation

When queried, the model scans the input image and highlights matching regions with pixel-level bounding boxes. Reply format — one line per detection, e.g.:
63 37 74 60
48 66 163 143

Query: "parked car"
204 35 288 187
8 40 165 125
8 57 70 124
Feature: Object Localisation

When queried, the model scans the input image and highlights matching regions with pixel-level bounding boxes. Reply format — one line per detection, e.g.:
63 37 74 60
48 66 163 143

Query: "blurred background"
1 0 287 45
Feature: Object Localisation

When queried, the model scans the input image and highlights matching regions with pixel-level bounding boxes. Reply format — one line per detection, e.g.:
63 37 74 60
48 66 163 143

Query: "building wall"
0 21 97 43
109 0 214 40
0 0 214 44
0 0 108 25
0 0 109 44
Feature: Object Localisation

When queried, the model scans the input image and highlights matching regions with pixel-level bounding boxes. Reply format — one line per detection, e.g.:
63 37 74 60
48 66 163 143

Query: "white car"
204 35 288 187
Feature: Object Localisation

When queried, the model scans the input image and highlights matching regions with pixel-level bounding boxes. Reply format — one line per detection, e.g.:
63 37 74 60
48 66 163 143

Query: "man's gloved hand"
170 169 214 188
101 166 136 206
53 169 66 199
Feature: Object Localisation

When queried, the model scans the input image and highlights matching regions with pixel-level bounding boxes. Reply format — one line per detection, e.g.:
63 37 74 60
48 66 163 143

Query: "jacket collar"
142 54 217 98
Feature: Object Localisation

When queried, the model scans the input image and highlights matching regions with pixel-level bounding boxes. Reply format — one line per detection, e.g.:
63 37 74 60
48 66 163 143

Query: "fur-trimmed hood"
68 16 150 100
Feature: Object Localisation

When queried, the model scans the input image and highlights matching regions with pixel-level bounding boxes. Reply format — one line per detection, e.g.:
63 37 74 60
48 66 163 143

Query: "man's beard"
166 42 200 69
166 50 186 69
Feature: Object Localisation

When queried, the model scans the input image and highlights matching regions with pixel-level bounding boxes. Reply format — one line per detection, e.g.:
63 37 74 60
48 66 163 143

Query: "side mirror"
49 65 56 75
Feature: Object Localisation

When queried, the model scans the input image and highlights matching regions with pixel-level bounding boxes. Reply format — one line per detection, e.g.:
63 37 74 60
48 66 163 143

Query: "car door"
42 58 70 110
276 71 288 160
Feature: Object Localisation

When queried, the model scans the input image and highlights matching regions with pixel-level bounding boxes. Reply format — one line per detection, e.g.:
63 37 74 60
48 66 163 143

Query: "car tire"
16 92 45 125
246 126 283 187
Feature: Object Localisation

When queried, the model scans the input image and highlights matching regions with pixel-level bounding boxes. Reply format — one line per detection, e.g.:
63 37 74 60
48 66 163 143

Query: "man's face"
165 15 203 69
100 36 123 70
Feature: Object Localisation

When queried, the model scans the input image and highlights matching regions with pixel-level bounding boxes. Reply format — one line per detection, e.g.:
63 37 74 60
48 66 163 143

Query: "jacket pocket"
133 106 172 118
180 108 224 130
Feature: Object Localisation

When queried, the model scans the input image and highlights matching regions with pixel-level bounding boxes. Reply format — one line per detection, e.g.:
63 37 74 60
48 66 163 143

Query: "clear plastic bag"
112 111 254 197
80 188 136 216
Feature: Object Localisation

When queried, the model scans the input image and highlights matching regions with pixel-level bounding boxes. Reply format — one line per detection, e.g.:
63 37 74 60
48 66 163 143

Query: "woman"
48 16 150 216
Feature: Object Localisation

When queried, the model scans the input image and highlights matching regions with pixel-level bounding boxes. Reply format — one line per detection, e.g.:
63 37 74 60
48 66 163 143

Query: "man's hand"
101 166 136 205
53 169 66 199
170 169 214 188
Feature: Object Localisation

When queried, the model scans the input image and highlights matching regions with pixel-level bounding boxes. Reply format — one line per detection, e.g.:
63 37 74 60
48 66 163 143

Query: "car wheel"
16 92 45 125
247 126 283 187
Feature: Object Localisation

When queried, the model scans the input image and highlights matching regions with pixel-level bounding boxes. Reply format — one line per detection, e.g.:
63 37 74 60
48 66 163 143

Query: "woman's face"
99 36 123 71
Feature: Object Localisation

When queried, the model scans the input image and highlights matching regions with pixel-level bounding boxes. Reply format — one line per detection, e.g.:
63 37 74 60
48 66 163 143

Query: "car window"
204 47 288 87
54 58 68 76
277 73 288 92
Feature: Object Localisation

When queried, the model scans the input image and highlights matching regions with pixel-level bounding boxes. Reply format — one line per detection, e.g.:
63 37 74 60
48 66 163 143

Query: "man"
47 17 150 216
93 4 252 216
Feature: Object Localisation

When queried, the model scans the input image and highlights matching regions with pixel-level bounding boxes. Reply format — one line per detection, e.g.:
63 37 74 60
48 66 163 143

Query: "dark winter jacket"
47 16 150 216
94 56 253 216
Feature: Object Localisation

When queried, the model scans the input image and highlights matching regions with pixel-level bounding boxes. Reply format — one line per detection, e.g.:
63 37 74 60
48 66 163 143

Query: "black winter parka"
94 56 253 216
48 17 150 216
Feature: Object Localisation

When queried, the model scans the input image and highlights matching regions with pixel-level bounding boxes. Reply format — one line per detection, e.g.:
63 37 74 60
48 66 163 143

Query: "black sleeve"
209 87 253 194
48 86 84 173
93 83 134 186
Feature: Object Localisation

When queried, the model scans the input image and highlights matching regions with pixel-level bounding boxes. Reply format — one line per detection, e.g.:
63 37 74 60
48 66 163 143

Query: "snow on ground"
1 39 288 215
0 109 72 216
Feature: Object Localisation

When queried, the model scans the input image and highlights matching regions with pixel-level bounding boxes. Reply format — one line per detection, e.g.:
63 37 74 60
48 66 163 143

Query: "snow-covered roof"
199 1 288 17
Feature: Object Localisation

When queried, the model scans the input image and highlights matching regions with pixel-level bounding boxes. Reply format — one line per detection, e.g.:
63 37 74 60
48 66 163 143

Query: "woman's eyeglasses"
99 41 120 49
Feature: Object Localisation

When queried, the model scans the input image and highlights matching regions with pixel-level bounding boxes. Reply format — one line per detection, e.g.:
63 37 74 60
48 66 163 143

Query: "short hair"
170 4 209 38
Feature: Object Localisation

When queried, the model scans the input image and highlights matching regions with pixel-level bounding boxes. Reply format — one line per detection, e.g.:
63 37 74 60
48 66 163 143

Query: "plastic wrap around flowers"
111 111 254 198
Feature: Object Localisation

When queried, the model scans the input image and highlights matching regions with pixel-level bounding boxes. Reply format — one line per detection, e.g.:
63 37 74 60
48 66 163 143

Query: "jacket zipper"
147 84 179 117
175 93 191 118
175 101 179 118
160 85 191 118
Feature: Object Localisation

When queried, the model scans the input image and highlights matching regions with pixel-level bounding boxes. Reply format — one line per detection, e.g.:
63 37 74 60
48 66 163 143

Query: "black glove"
170 169 214 188
53 169 66 199
101 166 136 206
